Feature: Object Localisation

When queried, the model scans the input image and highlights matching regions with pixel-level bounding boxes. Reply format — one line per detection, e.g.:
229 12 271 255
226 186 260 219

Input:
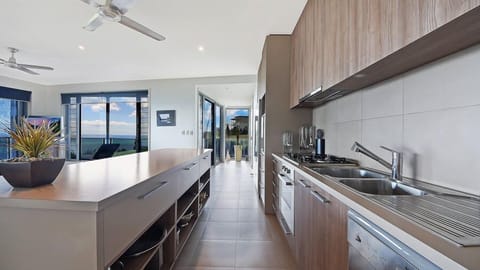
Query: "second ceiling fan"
81 0 166 41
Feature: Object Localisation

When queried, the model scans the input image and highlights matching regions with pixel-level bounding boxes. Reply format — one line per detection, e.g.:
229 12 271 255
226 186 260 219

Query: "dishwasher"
347 210 441 270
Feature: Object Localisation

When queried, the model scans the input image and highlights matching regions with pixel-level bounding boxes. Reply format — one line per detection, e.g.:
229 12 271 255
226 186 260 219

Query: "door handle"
184 162 198 170
311 190 330 204
138 181 168 200
299 179 310 188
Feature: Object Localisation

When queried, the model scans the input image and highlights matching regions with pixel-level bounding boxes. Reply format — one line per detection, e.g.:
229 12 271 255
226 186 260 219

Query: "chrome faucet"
351 142 403 181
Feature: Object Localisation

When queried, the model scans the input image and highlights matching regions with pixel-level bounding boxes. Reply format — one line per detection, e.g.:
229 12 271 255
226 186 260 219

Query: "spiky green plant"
2 117 61 160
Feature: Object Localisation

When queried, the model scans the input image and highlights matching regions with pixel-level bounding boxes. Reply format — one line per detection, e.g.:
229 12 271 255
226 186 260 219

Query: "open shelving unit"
108 167 211 270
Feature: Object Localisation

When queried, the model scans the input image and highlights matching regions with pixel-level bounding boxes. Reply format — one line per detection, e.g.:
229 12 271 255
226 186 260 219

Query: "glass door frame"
199 94 224 165
62 91 148 160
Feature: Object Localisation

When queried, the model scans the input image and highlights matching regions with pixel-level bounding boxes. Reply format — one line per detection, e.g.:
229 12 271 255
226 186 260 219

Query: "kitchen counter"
0 149 211 270
273 153 480 270
0 148 208 211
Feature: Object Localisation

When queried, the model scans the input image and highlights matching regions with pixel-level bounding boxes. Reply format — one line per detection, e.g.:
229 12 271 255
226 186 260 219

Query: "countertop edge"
0 149 212 212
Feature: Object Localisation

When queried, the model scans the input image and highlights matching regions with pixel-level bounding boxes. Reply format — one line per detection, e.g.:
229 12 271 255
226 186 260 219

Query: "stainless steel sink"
339 179 428 196
311 167 387 179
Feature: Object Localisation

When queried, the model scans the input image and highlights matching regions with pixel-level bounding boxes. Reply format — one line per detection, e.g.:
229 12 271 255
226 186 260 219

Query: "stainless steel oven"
278 163 294 234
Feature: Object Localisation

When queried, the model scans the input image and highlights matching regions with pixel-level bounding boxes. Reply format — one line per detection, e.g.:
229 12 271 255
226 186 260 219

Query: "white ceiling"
197 83 255 107
0 0 306 85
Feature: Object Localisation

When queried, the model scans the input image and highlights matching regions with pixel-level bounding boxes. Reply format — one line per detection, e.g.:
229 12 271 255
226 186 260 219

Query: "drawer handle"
184 162 198 170
299 179 310 188
311 190 330 204
202 155 209 160
138 181 168 200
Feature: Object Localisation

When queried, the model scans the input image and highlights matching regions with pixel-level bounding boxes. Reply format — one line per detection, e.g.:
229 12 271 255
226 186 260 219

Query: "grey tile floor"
174 161 296 270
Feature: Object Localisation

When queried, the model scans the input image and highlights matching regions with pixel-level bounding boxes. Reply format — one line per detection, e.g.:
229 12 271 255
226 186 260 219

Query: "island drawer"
102 175 176 266
177 161 200 197
200 152 211 174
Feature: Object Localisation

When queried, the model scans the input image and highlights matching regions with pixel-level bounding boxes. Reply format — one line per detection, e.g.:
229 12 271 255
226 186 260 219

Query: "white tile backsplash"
404 106 480 195
404 45 480 114
362 77 403 119
336 91 362 123
361 116 403 171
335 121 362 160
313 44 480 195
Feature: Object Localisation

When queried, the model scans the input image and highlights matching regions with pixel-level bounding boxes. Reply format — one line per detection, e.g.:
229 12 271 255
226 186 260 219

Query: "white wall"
313 44 480 195
0 75 56 116
49 75 255 150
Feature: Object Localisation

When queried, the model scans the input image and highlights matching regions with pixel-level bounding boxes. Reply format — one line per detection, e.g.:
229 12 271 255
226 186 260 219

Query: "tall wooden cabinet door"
302 0 315 99
294 177 312 270
322 0 349 89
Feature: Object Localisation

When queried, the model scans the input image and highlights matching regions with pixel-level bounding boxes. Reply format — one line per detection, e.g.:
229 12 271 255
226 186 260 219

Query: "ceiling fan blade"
119 16 166 41
111 0 137 13
15 66 39 75
18 64 54 71
80 0 100 8
83 13 104 31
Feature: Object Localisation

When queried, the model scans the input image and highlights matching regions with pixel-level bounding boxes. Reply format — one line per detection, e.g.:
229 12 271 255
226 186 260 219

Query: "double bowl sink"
309 167 428 196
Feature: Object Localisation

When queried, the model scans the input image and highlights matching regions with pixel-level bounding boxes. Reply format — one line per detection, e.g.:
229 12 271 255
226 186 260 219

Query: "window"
0 87 30 160
61 91 149 160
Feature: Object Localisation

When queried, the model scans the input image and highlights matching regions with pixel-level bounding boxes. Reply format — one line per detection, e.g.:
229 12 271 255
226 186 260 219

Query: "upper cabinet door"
314 0 325 92
302 0 316 99
322 0 349 90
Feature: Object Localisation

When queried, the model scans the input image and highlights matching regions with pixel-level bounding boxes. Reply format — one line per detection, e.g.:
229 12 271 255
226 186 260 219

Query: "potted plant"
0 117 64 188
233 124 243 162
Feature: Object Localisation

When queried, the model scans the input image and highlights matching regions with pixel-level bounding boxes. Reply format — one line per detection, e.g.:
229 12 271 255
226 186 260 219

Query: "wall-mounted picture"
156 110 176 126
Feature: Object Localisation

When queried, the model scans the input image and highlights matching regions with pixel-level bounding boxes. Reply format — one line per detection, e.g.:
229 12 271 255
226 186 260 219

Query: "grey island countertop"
0 148 210 211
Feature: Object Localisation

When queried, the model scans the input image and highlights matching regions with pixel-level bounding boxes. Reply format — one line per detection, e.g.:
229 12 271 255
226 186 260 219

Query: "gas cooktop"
282 153 358 165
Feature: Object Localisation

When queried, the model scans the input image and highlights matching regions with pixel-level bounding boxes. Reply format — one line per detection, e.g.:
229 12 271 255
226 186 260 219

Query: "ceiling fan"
81 0 166 41
0 47 54 75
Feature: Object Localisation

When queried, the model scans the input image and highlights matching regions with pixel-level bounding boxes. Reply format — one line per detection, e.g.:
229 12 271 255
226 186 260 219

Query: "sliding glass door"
62 91 148 160
200 95 223 165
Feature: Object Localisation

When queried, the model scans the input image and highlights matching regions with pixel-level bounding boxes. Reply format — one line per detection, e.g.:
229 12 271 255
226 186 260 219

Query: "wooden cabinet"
290 12 304 108
294 173 348 270
294 177 312 270
313 0 325 92
322 0 349 90
315 185 349 269
303 0 316 99
292 0 480 107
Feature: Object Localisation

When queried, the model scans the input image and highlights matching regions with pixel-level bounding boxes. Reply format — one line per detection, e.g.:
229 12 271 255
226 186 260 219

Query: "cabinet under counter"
0 149 212 270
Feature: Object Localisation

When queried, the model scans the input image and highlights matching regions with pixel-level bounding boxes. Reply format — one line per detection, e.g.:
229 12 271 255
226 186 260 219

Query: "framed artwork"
156 110 176 126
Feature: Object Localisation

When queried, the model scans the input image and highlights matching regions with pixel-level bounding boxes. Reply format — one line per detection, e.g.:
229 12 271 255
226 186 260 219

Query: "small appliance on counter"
315 129 326 159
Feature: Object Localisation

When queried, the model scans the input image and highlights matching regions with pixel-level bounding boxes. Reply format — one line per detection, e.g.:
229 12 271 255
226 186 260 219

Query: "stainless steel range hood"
296 87 354 108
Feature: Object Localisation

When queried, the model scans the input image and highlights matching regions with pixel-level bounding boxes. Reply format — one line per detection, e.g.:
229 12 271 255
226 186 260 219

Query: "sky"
81 102 137 137
226 109 249 126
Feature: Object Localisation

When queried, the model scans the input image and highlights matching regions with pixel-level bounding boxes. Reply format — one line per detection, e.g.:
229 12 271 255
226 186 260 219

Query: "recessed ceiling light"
78 45 86 51
354 73 366 78
197 45 205 52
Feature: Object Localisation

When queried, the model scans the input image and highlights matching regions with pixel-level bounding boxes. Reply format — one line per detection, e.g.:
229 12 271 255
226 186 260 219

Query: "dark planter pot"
0 158 65 188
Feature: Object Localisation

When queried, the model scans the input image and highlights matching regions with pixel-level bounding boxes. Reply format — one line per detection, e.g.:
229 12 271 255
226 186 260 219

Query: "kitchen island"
0 148 212 270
